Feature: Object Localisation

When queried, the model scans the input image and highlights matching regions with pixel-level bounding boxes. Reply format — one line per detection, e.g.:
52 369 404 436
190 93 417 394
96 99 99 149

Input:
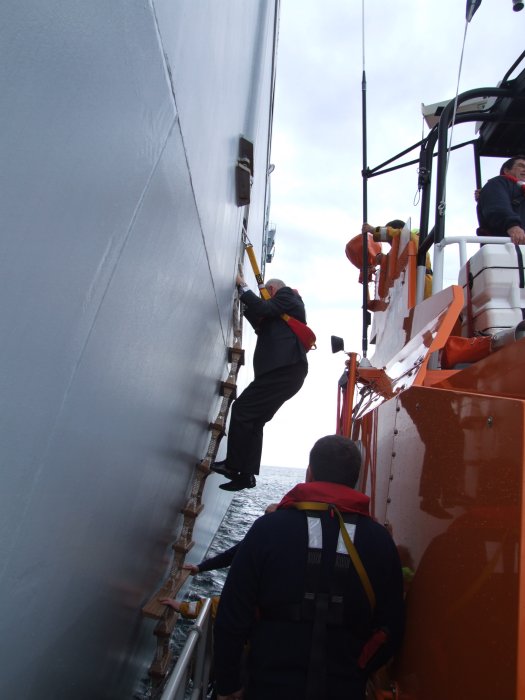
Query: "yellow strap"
244 244 316 350
245 244 270 300
291 501 376 611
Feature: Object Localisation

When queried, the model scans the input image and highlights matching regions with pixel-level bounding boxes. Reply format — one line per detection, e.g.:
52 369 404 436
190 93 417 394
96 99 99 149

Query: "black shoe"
219 474 256 491
210 460 237 480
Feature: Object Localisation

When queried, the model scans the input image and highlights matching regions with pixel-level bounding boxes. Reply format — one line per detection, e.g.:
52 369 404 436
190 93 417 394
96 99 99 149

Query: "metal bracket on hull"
236 137 254 206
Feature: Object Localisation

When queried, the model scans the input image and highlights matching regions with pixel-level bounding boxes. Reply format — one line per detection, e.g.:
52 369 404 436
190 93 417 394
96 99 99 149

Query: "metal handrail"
160 597 213 700
431 234 512 298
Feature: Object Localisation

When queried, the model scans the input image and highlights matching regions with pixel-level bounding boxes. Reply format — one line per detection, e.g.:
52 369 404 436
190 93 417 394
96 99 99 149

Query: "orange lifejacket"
345 233 382 283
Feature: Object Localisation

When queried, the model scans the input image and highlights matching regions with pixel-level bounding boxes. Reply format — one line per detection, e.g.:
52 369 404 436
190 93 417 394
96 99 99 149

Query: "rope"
144 232 249 683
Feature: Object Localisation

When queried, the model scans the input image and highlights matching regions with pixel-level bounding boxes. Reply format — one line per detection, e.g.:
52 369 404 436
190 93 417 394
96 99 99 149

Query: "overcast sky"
254 0 524 469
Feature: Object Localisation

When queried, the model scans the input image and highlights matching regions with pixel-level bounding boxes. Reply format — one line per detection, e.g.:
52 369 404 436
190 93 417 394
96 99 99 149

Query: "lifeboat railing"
159 597 213 700
419 233 512 302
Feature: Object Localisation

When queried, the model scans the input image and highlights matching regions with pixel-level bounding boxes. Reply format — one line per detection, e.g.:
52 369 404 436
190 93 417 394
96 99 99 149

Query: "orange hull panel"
359 383 524 700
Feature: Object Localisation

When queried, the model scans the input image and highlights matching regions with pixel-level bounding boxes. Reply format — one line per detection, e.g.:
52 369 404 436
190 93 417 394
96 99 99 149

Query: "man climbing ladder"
211 251 311 491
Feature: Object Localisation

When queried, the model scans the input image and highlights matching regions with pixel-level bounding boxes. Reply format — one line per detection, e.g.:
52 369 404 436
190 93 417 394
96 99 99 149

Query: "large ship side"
0 2 279 697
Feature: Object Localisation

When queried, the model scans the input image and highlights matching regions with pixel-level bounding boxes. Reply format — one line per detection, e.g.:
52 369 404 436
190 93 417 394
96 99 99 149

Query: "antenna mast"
361 0 369 358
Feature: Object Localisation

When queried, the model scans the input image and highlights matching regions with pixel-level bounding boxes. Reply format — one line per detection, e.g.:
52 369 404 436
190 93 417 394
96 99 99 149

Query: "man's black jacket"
213 505 404 700
240 286 308 377
477 175 525 236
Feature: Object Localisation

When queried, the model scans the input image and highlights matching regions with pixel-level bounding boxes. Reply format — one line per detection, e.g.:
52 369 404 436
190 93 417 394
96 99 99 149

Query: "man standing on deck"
213 435 405 700
211 275 308 492
477 156 525 244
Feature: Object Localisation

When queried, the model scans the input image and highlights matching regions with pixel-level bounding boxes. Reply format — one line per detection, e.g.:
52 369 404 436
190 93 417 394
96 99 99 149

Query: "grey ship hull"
0 2 278 697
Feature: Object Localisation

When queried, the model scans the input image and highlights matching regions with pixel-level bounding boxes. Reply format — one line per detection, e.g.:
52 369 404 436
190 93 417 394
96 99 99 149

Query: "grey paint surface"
0 1 277 697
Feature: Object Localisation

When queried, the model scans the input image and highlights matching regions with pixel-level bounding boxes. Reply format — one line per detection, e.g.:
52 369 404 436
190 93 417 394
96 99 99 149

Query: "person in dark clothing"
213 435 405 700
159 507 281 620
211 276 308 492
477 156 525 244
158 549 237 619
176 542 240 577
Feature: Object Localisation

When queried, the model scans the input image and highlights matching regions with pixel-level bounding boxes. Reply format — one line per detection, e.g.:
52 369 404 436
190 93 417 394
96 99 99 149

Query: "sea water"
189 465 305 600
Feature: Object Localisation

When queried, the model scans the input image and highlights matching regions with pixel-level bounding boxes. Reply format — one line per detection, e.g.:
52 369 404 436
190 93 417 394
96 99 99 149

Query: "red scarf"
277 481 371 517
502 173 525 194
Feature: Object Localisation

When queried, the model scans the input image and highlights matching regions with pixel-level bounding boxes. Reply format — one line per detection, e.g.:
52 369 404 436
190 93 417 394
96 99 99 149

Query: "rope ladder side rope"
142 229 251 684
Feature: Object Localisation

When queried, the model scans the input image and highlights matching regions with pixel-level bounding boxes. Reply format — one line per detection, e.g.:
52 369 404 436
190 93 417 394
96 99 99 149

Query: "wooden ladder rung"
172 538 194 554
181 503 204 518
153 608 179 637
220 381 237 399
228 347 245 365
197 461 211 476
149 650 173 679
142 568 192 619
208 420 226 436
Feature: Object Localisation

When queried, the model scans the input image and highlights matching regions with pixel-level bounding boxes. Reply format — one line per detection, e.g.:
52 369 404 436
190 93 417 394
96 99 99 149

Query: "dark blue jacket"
214 507 404 700
197 543 239 572
477 175 525 236
240 286 307 377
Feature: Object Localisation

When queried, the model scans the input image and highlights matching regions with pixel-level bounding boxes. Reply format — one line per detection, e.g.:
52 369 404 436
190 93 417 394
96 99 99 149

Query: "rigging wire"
438 16 472 217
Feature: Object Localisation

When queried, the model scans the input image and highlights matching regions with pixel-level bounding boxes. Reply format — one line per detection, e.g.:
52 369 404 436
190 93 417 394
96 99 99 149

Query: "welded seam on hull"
149 0 227 347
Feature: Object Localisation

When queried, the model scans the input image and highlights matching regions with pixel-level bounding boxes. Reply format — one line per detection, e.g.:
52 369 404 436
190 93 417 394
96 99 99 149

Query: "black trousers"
225 362 307 475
